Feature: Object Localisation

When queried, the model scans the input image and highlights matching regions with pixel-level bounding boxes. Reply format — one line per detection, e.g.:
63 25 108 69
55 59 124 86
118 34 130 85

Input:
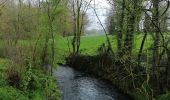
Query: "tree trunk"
152 0 160 93
124 13 136 56
138 30 147 66
166 50 170 87
117 0 125 55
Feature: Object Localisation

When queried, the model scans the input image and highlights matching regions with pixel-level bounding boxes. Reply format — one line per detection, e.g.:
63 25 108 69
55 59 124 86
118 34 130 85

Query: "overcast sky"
86 0 111 30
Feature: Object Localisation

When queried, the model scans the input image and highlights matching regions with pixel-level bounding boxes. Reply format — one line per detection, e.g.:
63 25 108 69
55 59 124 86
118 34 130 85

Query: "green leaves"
0 86 28 100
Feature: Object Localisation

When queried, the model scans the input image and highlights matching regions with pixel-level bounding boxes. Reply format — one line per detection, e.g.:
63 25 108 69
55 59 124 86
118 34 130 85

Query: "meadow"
56 34 154 63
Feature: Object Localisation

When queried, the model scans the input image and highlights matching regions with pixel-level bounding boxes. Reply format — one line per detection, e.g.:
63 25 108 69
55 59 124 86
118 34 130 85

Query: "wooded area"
0 0 170 100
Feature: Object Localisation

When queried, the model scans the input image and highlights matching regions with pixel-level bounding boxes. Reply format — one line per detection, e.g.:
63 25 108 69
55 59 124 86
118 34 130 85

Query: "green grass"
56 35 112 54
56 34 154 62
57 34 153 54
0 34 154 63
0 34 154 66
55 35 114 62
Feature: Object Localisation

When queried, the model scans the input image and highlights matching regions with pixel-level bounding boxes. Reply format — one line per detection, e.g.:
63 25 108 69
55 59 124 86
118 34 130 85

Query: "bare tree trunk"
72 0 77 54
76 0 81 54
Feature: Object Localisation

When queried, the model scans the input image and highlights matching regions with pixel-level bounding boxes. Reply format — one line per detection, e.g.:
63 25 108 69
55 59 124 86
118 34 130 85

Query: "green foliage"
0 86 28 100
44 76 61 100
0 58 11 73
0 0 168 99
158 93 170 100
21 58 61 99
22 58 40 92
0 56 61 99
131 91 149 100
130 82 153 100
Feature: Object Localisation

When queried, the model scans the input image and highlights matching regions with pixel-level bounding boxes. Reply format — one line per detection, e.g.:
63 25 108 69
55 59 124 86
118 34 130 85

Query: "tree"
70 0 91 54
41 0 62 75
106 11 117 35
151 0 161 92
123 0 142 56
116 0 125 54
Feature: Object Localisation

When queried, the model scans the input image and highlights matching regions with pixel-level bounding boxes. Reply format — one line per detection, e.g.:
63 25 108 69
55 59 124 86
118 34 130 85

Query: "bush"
6 66 22 88
44 76 61 100
0 86 28 100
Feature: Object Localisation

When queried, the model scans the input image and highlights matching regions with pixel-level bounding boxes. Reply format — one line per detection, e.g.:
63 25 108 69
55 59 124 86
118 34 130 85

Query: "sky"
86 0 111 30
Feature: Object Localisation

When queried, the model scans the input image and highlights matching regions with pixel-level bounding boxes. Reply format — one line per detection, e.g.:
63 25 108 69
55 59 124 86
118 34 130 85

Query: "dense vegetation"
0 0 170 100
0 0 65 99
65 0 170 100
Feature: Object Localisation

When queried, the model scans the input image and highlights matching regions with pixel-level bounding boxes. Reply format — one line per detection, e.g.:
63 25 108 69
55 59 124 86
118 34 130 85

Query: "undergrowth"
0 58 61 99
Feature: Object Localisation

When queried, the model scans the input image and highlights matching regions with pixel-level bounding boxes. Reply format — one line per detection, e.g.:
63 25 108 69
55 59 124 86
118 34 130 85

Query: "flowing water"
53 66 132 100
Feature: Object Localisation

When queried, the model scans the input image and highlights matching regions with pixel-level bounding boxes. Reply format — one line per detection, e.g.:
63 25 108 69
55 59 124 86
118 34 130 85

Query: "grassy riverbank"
0 34 166 99
0 39 61 99
0 58 61 99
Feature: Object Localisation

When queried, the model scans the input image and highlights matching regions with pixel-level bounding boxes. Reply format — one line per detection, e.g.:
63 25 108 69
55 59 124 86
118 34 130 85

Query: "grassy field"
0 34 154 64
56 35 113 62
56 35 113 54
56 34 153 62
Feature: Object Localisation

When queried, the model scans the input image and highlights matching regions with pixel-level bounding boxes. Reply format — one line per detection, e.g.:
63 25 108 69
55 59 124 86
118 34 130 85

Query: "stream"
53 66 132 100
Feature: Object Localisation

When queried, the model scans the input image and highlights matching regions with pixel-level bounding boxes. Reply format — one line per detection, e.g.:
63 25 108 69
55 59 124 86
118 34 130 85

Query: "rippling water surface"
53 66 132 100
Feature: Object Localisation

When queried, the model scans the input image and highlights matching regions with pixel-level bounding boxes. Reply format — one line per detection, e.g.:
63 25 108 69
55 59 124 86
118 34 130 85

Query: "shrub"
0 86 28 100
6 66 22 88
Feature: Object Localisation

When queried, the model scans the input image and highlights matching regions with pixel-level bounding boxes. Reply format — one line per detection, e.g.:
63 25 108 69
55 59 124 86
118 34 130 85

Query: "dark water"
53 66 132 100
